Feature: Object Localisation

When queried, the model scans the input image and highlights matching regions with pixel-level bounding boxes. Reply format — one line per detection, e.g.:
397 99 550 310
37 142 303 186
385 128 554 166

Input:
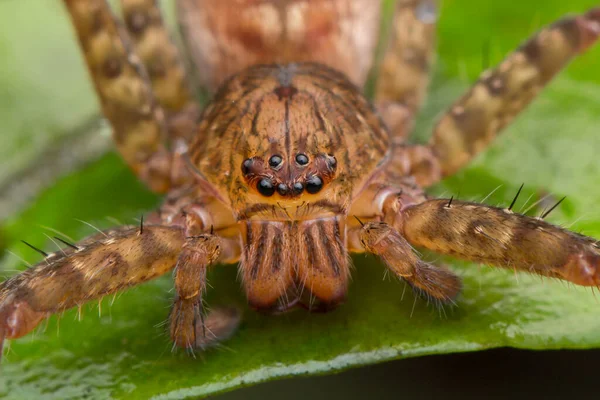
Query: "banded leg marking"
428 8 600 178
0 225 185 356
401 199 600 287
119 0 194 113
375 0 437 141
64 0 172 192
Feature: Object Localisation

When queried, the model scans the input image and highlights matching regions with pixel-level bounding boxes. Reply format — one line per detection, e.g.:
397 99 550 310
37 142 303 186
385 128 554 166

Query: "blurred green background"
1 0 600 399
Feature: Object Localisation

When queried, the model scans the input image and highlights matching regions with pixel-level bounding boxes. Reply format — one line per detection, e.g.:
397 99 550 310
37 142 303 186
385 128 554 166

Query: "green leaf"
1 0 600 398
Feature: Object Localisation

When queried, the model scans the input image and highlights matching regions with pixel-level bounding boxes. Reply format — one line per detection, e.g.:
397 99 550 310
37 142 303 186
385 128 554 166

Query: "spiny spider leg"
0 225 185 358
374 0 437 141
398 199 600 287
398 8 600 187
359 221 462 303
64 0 171 192
119 0 201 143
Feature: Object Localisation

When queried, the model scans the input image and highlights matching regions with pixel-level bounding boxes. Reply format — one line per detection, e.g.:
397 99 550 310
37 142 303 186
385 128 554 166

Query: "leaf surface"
1 0 600 398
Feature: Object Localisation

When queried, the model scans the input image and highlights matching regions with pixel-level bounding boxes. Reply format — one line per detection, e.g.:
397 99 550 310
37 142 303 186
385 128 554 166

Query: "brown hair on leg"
170 234 221 350
119 0 194 113
119 0 201 148
0 225 185 358
401 199 600 287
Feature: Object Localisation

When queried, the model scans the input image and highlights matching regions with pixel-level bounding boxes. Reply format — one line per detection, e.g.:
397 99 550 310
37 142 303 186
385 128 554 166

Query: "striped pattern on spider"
1 0 599 355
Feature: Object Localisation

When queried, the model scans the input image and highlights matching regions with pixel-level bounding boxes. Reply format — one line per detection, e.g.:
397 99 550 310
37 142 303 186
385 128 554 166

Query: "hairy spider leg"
374 0 437 141
0 225 184 358
397 8 600 187
359 221 462 303
0 223 243 357
119 0 201 143
170 234 221 349
397 199 600 287
120 0 193 112
64 0 172 192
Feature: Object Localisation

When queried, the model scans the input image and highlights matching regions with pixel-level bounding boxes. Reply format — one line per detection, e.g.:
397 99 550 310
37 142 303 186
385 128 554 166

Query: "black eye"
269 155 283 168
241 159 253 175
295 153 309 165
257 179 275 196
306 176 323 194
292 182 304 195
277 183 289 196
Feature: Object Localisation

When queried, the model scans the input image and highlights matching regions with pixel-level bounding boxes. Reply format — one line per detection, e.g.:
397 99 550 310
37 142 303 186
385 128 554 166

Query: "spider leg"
374 0 437 141
120 0 193 113
64 0 173 192
386 144 442 187
0 225 185 358
359 221 462 303
398 199 600 287
403 8 600 186
170 233 226 350
162 203 242 350
119 0 201 143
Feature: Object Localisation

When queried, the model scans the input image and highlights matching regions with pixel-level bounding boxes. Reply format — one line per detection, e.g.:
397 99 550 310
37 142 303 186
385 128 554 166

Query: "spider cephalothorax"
189 63 388 215
1 0 599 355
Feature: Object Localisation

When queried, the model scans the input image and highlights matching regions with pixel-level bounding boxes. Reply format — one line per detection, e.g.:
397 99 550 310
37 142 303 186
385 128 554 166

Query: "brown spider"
1 0 599 356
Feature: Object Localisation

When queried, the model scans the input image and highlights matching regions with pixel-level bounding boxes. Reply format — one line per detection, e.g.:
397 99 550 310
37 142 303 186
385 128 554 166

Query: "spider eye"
306 176 323 194
277 183 289 196
269 155 283 169
295 153 309 166
257 179 275 197
292 182 304 195
241 159 253 175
